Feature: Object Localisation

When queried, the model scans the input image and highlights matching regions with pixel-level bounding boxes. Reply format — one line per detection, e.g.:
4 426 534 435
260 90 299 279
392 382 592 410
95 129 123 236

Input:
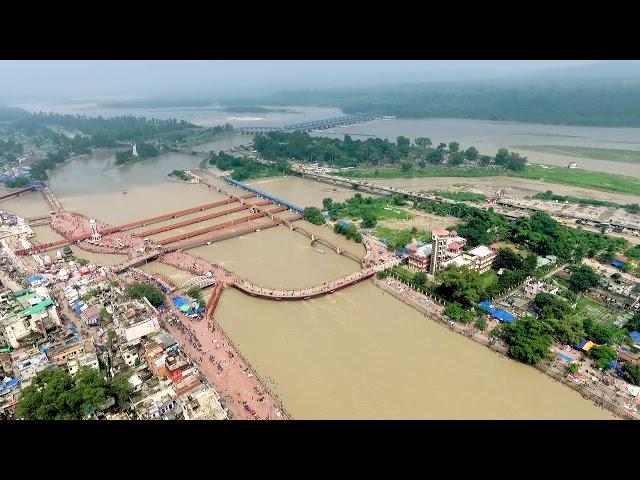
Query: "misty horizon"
0 60 613 104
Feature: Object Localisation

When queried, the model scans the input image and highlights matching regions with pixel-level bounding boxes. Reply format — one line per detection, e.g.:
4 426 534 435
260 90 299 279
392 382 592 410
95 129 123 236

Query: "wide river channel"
1 132 618 418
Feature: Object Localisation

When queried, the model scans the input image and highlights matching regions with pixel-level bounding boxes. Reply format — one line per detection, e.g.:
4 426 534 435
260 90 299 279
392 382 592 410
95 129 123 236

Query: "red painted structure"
14 194 257 255
157 206 287 246
134 200 272 238
205 283 225 319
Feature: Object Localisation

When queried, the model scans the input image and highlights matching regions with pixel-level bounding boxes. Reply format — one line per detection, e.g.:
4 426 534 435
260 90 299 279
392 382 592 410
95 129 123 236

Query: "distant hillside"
220 64 640 127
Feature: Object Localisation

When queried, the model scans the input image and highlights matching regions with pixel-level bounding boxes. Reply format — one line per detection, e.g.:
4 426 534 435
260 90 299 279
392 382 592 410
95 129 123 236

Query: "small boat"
122 187 127 194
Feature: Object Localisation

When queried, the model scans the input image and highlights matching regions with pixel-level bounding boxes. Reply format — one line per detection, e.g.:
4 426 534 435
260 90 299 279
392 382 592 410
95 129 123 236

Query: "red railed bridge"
232 259 400 301
14 194 257 255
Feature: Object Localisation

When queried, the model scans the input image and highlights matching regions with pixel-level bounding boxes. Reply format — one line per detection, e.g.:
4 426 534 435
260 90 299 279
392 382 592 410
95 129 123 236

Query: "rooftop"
468 245 493 258
432 228 449 237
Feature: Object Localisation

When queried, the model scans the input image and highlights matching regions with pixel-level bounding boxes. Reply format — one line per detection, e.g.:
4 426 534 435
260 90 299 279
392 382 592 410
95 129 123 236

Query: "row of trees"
253 131 527 171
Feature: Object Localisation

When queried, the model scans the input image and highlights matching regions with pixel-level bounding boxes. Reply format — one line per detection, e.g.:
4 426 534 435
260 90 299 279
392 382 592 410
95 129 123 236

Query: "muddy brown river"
1 143 617 418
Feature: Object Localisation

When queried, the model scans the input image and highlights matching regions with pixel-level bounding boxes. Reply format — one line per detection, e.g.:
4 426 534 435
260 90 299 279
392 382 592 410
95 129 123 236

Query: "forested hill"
221 80 640 127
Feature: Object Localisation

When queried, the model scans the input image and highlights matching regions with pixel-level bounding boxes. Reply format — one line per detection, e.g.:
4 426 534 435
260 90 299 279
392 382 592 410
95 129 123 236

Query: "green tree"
303 207 326 225
413 272 428 287
464 146 479 162
494 248 522 270
111 373 133 407
322 197 333 211
448 151 465 167
448 141 460 153
583 317 624 345
436 266 484 307
494 147 510 166
16 367 111 420
479 155 492 166
400 160 413 172
623 363 640 386
568 362 580 374
499 316 554 365
415 137 432 148
361 212 377 229
626 312 640 332
125 282 166 308
568 265 600 293
589 345 618 369
475 317 488 331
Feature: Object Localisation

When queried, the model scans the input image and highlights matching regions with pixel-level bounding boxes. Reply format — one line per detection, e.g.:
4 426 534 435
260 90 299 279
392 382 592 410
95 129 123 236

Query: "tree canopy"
125 282 166 308
16 367 130 420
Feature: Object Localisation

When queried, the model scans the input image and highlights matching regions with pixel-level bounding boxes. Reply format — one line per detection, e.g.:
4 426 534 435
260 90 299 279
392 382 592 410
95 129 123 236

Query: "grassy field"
510 145 640 164
372 226 430 245
338 164 640 197
478 270 498 289
330 196 412 222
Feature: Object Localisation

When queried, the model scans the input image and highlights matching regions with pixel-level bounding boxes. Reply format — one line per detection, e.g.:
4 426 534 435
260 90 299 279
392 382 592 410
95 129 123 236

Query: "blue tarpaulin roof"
478 300 493 311
492 309 516 323
1 378 20 390
27 274 44 284
477 300 515 323
612 260 624 268
557 352 576 363
609 359 618 369
172 296 188 308
416 241 425 247
629 331 640 343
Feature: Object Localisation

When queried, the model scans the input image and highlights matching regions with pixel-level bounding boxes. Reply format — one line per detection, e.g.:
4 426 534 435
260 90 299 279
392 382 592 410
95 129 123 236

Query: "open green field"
478 270 498 290
510 145 640 164
571 295 632 328
372 226 430 246
338 164 640 197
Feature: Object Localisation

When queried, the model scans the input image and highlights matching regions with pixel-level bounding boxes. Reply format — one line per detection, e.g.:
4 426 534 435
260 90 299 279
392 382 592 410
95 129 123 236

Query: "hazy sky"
0 60 602 103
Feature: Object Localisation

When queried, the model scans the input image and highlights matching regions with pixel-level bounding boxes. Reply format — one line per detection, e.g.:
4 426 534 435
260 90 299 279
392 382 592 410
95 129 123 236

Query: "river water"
1 108 622 418
20 100 640 177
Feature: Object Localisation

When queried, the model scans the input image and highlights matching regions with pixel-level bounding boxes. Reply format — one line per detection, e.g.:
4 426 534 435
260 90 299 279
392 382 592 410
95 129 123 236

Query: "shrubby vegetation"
334 222 362 243
208 150 291 181
303 207 325 225
115 142 160 165
169 170 191 181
